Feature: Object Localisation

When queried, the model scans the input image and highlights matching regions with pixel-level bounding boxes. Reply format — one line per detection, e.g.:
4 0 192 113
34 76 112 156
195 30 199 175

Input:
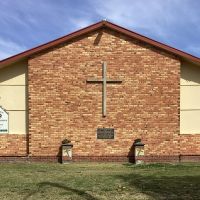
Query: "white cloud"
0 37 26 60
0 0 199 60
84 0 200 57
69 18 94 30
90 0 198 40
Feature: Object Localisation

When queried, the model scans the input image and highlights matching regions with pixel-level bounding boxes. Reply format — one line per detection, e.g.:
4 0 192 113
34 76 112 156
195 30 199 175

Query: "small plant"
62 139 71 144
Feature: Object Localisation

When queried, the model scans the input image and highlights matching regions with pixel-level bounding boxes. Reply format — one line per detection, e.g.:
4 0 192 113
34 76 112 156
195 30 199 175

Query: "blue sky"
0 0 200 60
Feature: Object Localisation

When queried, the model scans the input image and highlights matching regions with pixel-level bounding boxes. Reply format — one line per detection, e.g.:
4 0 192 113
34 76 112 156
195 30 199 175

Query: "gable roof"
1 20 200 68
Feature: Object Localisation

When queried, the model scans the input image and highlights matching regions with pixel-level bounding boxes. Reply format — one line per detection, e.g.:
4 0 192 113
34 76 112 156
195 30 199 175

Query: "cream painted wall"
0 61 27 134
0 86 26 110
180 62 200 85
9 111 26 134
180 61 200 134
180 110 200 134
181 87 200 109
0 61 27 85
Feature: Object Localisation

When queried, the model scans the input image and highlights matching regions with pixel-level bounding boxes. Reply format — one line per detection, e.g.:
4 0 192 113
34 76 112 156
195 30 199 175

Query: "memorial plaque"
0 107 8 133
97 128 114 139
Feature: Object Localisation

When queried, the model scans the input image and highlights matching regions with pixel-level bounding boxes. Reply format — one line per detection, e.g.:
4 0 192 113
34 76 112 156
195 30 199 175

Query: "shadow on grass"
23 181 98 200
117 173 200 199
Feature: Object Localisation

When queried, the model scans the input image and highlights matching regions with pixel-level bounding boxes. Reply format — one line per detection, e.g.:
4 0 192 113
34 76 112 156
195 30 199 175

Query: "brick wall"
28 28 181 161
0 134 27 156
180 134 200 155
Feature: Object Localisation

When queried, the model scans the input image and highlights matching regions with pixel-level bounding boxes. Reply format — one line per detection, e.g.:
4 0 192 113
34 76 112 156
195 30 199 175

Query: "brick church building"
0 20 200 162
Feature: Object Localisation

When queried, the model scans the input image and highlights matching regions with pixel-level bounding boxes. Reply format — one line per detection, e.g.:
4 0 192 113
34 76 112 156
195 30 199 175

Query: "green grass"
0 162 199 200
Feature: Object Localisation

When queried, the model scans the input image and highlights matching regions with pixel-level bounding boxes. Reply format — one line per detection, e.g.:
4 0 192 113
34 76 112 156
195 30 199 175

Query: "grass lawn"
0 162 199 200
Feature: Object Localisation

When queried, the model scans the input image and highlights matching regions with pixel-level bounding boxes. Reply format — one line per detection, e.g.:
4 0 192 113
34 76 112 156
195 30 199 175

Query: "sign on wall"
97 128 114 139
0 107 8 133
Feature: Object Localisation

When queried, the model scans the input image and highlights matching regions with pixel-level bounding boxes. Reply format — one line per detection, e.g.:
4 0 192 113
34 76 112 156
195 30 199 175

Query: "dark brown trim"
105 21 200 63
1 20 200 68
0 21 104 67
0 155 200 163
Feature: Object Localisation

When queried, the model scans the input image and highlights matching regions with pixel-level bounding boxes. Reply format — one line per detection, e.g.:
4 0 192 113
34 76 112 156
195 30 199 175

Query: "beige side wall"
0 61 27 134
180 61 200 134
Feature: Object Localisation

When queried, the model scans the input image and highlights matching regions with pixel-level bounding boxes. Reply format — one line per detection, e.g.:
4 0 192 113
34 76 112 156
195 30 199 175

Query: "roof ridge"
0 20 200 67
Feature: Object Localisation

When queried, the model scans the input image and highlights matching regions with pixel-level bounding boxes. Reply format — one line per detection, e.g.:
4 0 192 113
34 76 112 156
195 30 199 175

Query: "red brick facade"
28 28 181 161
180 135 200 155
0 134 27 156
1 26 200 162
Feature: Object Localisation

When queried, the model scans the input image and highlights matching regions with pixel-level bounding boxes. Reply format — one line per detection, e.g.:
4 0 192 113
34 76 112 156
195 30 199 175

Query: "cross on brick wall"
87 62 122 117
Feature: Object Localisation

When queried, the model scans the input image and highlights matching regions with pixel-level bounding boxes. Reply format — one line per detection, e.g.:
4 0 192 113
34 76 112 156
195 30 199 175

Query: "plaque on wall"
0 107 8 133
97 128 114 139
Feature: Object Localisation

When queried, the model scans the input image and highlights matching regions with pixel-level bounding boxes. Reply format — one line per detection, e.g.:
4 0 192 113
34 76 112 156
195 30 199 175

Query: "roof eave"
0 21 105 68
1 20 200 68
